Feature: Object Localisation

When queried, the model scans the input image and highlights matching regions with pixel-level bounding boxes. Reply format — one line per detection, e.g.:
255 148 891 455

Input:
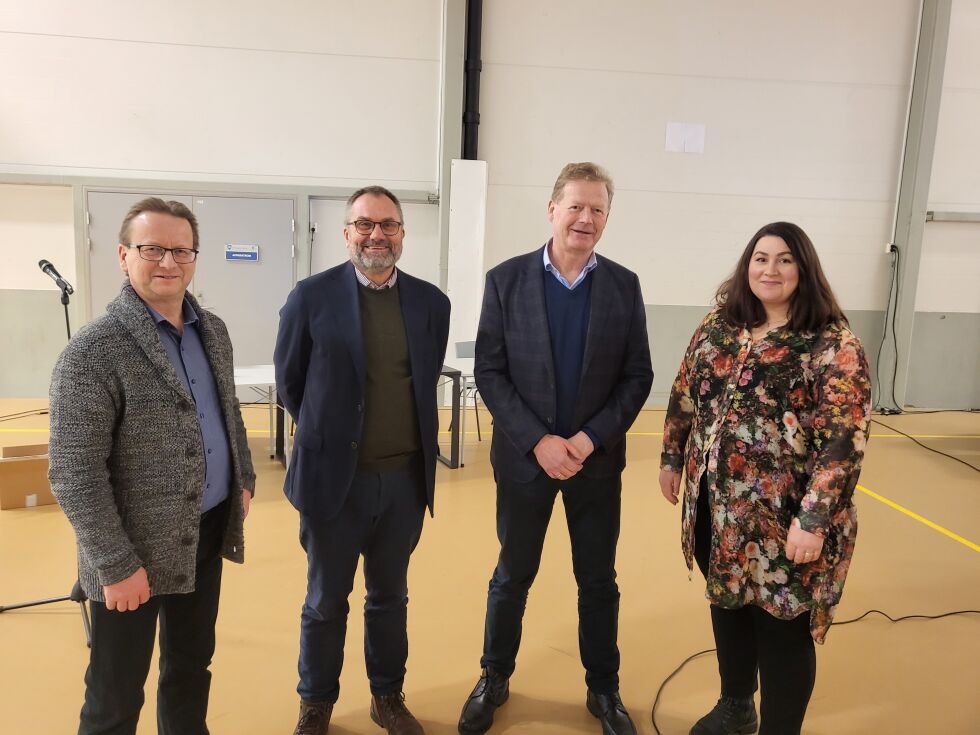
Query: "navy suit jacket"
274 262 450 519
475 249 653 483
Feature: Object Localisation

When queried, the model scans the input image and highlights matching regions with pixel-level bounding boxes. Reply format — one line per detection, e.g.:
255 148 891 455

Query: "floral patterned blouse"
661 308 872 643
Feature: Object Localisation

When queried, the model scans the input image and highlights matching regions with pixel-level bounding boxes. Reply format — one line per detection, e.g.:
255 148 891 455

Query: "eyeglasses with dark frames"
126 244 199 263
346 219 403 236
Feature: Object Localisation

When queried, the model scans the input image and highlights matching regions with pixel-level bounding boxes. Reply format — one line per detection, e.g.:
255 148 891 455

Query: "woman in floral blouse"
659 222 872 735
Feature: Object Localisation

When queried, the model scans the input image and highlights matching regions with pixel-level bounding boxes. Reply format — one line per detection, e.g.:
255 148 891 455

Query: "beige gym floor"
1 400 977 734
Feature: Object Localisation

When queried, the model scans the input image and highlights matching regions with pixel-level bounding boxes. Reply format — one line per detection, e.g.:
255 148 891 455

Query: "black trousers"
297 461 426 703
694 477 815 735
78 500 228 735
481 471 622 694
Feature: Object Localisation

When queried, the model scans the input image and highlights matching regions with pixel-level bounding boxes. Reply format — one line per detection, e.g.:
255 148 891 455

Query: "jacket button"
356 403 362 412
181 536 194 546
186 492 200 502
175 574 188 584
350 441 358 450
546 416 553 423
185 447 197 458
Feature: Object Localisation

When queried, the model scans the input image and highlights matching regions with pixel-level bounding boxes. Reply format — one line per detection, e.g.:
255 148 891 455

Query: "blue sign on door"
225 244 259 262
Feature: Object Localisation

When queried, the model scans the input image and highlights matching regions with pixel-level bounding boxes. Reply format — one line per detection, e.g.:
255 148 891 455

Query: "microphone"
38 259 74 295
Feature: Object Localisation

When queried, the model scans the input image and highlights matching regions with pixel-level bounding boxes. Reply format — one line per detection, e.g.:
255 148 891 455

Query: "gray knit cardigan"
48 284 255 602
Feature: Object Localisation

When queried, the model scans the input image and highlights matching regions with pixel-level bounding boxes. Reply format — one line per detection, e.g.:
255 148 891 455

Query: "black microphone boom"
38 259 74 294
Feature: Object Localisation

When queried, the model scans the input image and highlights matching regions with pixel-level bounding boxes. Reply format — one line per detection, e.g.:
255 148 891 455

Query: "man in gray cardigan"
48 197 255 735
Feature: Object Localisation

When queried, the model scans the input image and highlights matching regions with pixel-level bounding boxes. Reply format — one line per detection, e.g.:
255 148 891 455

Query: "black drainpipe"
462 0 483 159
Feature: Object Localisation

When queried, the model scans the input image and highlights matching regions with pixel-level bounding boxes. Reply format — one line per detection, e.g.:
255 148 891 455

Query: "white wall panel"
481 0 917 86
481 65 908 201
0 184 74 291
919 0 980 313
929 89 980 208
1 0 441 59
0 1 441 188
479 0 919 316
915 222 980 313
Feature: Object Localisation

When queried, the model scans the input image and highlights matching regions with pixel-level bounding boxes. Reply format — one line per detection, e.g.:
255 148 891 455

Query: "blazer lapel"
335 262 366 392
397 274 431 404
580 255 610 381
522 252 556 387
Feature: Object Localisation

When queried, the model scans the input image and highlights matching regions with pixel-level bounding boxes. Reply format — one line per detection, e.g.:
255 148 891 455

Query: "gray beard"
351 239 400 273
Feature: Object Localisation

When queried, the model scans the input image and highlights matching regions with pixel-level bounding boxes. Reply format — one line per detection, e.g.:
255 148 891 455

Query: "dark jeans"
481 471 622 694
297 461 426 703
694 477 816 735
78 500 228 735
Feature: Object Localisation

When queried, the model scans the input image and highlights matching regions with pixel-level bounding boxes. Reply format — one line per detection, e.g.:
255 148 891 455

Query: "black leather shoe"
294 699 333 735
586 690 637 735
689 696 758 735
458 668 510 734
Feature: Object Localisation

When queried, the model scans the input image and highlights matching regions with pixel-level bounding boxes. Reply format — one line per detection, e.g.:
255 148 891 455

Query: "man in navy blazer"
458 164 652 735
275 186 450 735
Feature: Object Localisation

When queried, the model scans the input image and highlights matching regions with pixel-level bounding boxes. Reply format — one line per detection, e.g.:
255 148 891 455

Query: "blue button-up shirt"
145 299 232 513
542 241 598 290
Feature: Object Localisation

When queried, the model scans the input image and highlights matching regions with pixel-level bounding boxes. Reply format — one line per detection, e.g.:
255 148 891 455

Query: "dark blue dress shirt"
145 299 233 513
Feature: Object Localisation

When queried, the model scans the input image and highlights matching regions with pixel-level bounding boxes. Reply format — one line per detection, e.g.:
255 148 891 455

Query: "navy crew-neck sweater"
543 268 593 438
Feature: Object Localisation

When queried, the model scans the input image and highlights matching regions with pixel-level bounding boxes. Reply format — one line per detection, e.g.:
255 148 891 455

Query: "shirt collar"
143 297 198 328
354 265 398 290
542 241 598 290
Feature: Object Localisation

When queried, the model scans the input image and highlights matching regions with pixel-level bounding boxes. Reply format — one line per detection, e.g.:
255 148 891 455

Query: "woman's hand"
659 468 683 505
785 518 824 563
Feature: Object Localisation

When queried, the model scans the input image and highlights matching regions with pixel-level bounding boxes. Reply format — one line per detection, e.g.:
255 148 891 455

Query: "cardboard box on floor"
0 444 56 510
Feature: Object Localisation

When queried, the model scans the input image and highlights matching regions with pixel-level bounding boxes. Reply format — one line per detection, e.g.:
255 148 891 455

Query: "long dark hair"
715 221 847 332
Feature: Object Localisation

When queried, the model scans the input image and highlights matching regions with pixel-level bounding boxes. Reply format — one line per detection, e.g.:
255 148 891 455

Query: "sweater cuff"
96 553 143 588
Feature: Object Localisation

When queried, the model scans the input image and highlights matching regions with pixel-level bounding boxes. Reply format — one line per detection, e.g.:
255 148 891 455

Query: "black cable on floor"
871 417 980 474
650 648 715 735
872 246 900 413
883 408 980 415
886 246 902 411
650 609 980 735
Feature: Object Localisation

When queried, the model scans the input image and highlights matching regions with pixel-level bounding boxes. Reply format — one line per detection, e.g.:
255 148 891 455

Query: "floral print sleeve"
797 329 872 535
660 311 872 643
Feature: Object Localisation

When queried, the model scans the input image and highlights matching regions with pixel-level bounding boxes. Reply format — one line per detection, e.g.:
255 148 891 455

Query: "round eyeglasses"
127 244 199 263
346 219 403 236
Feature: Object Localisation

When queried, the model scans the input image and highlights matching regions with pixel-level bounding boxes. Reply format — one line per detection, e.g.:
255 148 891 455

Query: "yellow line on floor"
857 484 980 553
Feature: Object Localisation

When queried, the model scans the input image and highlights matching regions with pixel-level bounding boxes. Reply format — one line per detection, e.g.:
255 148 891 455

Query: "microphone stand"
61 285 72 340
0 284 91 646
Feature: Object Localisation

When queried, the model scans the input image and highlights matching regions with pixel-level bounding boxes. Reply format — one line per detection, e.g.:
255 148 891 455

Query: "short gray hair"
551 162 614 206
346 186 404 222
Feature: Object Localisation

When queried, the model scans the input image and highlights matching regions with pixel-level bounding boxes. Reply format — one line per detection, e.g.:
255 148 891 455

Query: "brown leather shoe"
294 699 333 735
370 692 424 734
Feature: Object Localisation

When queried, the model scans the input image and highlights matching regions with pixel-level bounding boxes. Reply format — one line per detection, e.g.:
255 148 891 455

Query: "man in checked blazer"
457 163 653 735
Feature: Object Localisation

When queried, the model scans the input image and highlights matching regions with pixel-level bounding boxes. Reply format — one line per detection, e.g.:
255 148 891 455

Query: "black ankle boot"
458 668 510 734
689 696 758 735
